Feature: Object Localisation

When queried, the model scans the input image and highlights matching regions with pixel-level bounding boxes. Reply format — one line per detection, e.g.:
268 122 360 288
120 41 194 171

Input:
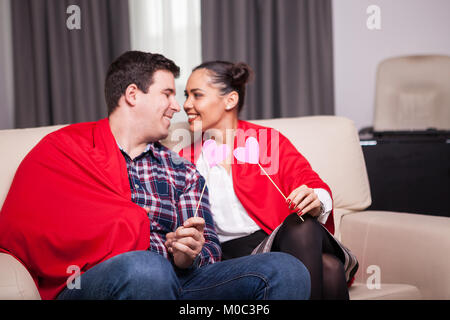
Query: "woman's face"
184 68 230 132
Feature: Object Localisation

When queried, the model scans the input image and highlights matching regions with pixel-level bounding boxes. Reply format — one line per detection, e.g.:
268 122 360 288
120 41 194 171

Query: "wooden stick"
258 163 304 222
194 153 211 217
193 181 207 217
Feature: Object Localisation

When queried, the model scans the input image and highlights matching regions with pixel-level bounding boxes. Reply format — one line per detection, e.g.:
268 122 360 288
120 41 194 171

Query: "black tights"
272 213 349 300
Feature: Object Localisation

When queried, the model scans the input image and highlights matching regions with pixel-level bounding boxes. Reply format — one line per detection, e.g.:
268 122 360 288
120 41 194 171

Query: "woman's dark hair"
193 61 253 113
104 51 180 115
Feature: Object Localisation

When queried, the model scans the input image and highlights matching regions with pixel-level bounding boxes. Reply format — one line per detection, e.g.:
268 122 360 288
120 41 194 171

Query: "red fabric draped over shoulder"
0 118 150 300
179 120 334 235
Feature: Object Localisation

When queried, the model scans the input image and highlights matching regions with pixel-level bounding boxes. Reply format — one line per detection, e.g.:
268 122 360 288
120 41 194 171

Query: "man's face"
135 70 180 141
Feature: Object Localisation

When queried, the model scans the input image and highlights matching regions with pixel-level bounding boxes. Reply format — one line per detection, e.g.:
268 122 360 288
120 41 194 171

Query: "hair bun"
231 62 253 86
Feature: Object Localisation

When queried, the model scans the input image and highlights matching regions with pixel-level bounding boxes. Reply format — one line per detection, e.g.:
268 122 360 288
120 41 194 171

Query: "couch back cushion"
162 116 372 212
0 125 67 207
0 116 371 212
249 116 371 211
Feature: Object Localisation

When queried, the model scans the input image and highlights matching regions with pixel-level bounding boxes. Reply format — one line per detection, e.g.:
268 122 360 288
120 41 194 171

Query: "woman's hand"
286 185 322 218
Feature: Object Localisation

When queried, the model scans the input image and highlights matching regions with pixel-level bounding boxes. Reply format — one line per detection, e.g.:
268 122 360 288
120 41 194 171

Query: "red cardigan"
180 120 334 235
0 119 150 300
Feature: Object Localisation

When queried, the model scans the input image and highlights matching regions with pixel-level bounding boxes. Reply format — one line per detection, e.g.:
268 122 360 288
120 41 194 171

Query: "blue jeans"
57 250 310 300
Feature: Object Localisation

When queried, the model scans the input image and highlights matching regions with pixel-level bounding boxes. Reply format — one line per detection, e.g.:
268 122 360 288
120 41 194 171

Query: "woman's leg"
322 253 349 300
178 252 311 300
272 213 348 300
221 230 268 260
272 214 324 299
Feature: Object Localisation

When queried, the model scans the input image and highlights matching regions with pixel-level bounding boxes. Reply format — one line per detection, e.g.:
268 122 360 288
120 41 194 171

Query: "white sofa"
1 116 449 300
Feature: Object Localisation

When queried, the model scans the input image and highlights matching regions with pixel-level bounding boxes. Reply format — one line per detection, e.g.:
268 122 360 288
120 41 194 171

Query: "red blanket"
180 120 334 235
0 118 150 300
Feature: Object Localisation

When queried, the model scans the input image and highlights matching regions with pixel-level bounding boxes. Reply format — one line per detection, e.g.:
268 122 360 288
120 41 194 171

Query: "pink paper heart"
233 137 260 164
202 139 230 168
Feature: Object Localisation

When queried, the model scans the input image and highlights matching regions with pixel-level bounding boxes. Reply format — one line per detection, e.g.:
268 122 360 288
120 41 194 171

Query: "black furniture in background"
360 131 450 217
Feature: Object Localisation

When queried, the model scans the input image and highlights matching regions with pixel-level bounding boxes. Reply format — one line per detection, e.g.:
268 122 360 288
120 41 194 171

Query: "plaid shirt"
119 142 221 268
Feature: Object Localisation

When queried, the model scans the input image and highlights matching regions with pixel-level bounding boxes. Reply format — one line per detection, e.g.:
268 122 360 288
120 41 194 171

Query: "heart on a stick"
233 136 260 164
202 139 230 168
232 136 304 222
194 139 230 217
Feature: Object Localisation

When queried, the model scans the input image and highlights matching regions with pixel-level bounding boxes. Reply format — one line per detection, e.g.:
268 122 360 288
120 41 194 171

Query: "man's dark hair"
104 51 180 115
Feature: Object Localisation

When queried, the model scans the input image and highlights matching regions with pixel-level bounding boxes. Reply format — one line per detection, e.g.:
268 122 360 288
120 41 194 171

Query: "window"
129 0 202 123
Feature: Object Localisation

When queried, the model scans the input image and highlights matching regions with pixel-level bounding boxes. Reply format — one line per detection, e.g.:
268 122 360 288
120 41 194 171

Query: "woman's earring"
226 105 232 110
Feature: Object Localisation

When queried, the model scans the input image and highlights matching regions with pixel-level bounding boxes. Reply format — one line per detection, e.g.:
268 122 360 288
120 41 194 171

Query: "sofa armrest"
340 210 450 299
0 253 41 300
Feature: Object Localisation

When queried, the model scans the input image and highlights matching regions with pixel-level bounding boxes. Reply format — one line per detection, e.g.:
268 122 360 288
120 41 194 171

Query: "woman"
178 61 358 300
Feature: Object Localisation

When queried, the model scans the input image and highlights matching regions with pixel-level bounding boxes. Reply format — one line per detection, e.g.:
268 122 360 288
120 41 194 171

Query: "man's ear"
225 91 239 111
124 84 139 106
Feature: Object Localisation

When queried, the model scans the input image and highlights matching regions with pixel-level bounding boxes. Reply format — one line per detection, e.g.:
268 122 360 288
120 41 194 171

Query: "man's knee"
106 251 179 299
252 252 311 300
273 252 311 298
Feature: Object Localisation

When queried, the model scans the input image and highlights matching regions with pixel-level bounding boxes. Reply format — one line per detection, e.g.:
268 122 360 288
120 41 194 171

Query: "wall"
332 0 450 130
2 0 450 130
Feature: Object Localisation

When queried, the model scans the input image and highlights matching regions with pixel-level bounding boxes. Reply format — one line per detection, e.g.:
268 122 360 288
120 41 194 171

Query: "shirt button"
134 184 140 189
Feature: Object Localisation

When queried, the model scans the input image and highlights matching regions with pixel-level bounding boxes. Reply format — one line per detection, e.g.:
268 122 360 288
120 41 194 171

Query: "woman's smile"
187 113 200 123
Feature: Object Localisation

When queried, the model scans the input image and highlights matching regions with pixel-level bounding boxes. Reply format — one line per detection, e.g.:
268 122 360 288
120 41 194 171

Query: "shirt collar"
117 141 161 162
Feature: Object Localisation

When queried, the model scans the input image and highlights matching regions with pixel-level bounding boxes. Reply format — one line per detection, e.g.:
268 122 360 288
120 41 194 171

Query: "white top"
196 152 333 243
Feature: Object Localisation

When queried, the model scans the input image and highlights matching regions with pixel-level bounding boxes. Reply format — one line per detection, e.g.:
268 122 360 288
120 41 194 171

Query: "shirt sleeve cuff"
313 188 333 224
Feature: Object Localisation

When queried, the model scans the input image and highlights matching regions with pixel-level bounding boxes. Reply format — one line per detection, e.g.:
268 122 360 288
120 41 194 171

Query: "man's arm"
165 174 221 269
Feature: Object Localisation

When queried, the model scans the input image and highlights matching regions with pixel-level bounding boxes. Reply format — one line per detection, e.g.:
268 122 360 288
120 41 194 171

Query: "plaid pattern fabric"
119 142 221 267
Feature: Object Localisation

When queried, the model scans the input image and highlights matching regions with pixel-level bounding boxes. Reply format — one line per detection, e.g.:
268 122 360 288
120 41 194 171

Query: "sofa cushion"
340 210 450 299
349 282 421 300
0 253 41 300
162 116 372 213
0 125 66 207
249 116 372 212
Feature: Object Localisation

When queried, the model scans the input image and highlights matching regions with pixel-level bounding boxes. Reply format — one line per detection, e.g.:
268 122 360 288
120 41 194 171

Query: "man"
0 51 310 300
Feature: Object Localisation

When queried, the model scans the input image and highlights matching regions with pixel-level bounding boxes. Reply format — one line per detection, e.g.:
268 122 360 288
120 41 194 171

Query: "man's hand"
286 185 321 218
164 217 205 269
